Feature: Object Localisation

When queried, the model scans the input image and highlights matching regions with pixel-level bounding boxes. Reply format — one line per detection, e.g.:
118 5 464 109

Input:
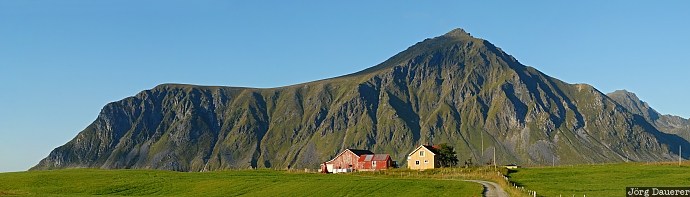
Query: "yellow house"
407 145 440 170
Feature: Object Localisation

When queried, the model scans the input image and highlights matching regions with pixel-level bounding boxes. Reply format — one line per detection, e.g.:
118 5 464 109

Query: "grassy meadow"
509 162 690 196
0 169 483 196
4 162 685 197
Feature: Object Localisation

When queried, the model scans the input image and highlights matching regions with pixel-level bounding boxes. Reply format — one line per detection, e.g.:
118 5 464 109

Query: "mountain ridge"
32 28 689 171
608 89 690 141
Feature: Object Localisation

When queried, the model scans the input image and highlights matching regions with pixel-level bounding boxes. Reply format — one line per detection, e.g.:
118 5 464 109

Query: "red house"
321 149 393 173
357 154 392 171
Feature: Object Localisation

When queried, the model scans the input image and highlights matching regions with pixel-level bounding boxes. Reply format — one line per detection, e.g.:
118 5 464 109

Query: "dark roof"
347 149 374 156
422 145 440 154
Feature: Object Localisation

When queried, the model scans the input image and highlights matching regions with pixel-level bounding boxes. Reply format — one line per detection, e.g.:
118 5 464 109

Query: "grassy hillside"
509 162 690 196
0 169 482 196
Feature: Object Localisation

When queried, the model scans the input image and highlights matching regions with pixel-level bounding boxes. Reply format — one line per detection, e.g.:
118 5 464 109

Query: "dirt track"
465 180 509 197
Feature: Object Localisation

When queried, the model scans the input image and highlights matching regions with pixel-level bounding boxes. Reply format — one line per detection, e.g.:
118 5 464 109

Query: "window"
415 160 420 165
373 161 377 167
420 151 425 157
424 160 428 163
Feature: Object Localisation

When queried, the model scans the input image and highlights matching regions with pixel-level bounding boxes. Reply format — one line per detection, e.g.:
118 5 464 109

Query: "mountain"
32 28 689 171
607 90 690 141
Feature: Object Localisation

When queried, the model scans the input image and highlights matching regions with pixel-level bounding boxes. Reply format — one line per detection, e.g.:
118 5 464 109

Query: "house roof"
348 149 374 156
325 149 375 163
358 154 390 162
408 145 440 156
424 145 441 155
372 154 390 161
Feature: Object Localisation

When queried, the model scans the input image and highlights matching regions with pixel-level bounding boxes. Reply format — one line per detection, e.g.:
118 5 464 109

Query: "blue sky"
1 1 688 172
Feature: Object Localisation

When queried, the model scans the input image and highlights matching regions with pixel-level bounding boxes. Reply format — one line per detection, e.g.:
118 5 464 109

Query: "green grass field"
509 162 690 196
8 162 683 197
0 169 482 196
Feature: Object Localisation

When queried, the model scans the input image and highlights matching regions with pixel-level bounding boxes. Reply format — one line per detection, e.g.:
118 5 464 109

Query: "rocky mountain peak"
442 28 473 39
608 89 650 116
609 89 640 100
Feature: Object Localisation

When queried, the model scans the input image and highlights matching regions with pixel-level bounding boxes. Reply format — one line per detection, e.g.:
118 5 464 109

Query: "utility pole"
553 156 555 167
680 145 682 167
493 147 497 170
481 131 484 157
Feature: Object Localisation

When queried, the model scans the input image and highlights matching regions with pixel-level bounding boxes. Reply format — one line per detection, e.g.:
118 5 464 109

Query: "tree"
436 143 459 167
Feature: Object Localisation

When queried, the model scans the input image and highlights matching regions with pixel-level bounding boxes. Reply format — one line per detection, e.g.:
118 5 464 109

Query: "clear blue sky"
1 1 689 172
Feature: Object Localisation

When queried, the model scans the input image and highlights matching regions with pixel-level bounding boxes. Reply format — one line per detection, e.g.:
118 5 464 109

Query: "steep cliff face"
608 90 690 141
32 29 689 171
